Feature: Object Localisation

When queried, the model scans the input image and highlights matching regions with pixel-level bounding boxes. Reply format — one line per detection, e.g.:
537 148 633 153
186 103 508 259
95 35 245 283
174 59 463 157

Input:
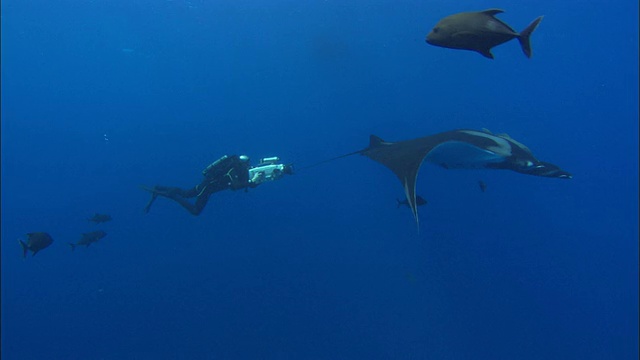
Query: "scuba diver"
142 155 293 215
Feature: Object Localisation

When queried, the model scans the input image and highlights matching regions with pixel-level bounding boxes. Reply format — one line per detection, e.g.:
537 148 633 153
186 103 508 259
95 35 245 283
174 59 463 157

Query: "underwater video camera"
249 157 293 184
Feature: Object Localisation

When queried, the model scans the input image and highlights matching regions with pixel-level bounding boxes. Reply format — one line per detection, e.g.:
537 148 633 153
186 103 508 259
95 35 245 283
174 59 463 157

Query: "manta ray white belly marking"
460 130 513 157
317 129 572 229
426 141 506 169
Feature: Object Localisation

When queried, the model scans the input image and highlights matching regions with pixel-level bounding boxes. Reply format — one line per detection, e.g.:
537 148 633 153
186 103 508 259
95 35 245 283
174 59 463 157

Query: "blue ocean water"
1 0 637 358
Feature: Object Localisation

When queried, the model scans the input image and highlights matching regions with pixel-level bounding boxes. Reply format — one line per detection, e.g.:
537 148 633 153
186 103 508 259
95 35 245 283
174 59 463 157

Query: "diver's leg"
155 185 209 215
167 197 206 216
154 186 183 197
167 193 209 216
143 185 197 198
178 187 199 198
141 185 196 213
190 193 211 216
159 181 208 198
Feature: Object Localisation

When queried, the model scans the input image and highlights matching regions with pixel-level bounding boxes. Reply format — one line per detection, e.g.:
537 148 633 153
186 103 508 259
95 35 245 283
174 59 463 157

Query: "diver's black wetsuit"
144 155 257 215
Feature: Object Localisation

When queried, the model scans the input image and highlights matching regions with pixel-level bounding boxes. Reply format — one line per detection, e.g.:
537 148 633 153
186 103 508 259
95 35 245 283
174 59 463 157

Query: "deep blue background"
2 1 638 359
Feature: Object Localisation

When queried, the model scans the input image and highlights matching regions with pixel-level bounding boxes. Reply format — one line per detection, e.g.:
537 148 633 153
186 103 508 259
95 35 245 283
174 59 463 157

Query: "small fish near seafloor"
425 9 543 59
69 230 108 251
87 213 112 224
18 232 54 258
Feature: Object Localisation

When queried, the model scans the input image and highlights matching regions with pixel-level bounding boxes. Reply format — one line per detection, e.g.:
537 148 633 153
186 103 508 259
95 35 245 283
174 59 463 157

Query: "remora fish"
397 195 428 208
478 180 487 192
18 232 54 257
426 9 543 59
87 213 112 224
69 230 107 251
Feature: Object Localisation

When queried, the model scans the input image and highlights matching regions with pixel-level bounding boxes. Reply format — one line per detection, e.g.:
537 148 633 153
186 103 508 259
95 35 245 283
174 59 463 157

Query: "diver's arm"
248 171 264 188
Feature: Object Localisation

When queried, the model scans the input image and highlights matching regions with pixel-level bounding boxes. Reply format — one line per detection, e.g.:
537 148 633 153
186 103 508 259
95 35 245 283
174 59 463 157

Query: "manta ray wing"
360 135 440 226
335 129 570 229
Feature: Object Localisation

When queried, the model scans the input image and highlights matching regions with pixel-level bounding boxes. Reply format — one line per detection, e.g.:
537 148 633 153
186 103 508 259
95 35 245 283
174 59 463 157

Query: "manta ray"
324 129 572 226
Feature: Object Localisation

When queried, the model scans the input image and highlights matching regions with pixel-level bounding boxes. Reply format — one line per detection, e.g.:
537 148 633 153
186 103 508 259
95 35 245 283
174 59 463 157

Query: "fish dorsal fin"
481 128 493 134
369 135 386 148
496 132 511 139
481 9 505 16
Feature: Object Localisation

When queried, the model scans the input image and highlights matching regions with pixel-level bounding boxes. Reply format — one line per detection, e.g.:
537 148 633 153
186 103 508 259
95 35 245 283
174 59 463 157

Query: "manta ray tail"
298 149 363 171
301 134 388 171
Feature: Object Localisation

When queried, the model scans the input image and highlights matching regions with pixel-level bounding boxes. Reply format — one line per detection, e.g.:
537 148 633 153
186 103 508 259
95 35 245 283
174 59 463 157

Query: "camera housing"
258 157 280 165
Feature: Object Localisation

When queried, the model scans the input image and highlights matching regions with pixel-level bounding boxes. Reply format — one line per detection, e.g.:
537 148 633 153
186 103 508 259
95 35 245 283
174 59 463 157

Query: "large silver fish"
426 9 543 59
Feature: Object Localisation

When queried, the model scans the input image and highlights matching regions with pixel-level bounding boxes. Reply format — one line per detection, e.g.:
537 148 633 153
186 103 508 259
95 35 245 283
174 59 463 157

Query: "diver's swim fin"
141 185 159 214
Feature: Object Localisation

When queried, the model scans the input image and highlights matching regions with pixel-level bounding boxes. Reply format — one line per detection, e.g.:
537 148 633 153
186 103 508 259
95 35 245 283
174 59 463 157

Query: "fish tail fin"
18 239 28 258
518 16 543 58
69 243 76 252
396 199 402 208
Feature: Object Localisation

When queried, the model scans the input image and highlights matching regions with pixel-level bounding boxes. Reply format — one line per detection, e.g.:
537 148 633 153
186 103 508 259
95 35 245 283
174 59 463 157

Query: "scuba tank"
202 155 229 177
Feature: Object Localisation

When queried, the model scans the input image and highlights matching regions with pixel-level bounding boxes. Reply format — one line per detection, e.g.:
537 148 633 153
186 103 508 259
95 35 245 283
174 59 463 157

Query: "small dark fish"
87 213 112 224
478 180 487 192
397 196 428 208
426 9 543 59
18 232 54 258
69 230 107 251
